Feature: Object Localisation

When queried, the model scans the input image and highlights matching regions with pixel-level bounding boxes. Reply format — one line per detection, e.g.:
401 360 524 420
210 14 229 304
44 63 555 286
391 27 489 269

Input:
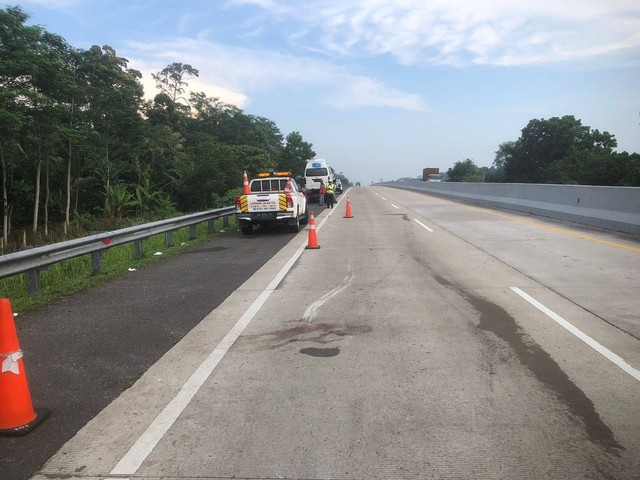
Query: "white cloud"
241 0 640 66
119 0 637 115
328 76 426 111
125 38 427 111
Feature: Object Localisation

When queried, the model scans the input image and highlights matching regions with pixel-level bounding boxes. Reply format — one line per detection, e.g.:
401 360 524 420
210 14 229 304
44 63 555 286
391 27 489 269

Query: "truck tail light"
235 195 242 209
286 193 293 208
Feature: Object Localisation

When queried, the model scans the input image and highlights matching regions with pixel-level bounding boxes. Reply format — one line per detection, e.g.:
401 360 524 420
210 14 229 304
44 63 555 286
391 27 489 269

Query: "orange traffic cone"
305 211 320 249
344 197 354 218
242 170 250 194
0 299 49 436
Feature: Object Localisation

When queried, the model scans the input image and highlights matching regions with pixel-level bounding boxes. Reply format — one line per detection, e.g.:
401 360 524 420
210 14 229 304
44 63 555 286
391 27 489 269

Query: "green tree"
0 7 33 240
447 158 479 182
152 62 199 103
188 92 229 139
61 47 92 234
171 140 241 211
482 165 505 183
246 115 284 163
147 64 199 135
570 151 640 186
495 116 617 184
143 123 187 187
0 6 75 238
79 45 145 215
280 131 315 177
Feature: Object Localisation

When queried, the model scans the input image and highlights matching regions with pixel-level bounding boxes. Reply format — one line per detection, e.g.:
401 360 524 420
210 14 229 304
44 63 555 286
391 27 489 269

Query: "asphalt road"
0 202 327 480
5 187 640 479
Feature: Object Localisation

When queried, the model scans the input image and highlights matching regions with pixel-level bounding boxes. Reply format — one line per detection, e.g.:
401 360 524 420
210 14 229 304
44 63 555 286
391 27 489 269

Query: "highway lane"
381 186 640 340
32 186 640 479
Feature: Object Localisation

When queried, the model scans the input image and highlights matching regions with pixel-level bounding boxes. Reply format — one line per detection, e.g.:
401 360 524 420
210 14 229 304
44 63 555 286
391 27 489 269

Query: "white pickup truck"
235 172 309 235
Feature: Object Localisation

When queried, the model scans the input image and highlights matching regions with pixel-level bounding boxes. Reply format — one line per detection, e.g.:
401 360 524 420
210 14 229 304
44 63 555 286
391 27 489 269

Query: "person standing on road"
326 180 335 209
319 180 326 206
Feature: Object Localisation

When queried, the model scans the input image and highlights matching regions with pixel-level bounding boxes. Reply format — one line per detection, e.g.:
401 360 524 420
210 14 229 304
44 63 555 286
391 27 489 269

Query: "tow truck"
235 171 309 235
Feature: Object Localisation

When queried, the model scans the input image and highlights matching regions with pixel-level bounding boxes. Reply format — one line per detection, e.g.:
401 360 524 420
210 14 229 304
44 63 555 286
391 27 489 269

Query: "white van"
304 158 335 201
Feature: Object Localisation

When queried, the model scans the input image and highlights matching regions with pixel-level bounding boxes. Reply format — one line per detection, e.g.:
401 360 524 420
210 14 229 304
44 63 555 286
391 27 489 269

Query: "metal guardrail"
0 206 236 295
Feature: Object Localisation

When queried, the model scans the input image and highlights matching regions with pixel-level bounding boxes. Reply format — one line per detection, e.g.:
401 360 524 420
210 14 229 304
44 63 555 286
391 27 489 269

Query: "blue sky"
11 0 640 185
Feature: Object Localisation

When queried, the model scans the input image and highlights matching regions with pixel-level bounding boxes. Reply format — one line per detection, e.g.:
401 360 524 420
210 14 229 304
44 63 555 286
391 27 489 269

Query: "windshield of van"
305 167 328 176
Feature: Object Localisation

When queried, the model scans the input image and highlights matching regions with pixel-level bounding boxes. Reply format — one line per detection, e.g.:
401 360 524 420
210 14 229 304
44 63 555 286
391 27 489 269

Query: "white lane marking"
413 219 434 232
111 215 332 476
381 196 386 200
391 203 399 209
511 287 640 382
304 264 354 323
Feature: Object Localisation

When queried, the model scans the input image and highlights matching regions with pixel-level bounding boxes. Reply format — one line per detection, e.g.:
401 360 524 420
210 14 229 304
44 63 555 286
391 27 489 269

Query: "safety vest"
326 184 335 195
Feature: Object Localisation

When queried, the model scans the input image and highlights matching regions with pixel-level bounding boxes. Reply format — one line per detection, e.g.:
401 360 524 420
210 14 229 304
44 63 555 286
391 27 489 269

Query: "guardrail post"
208 219 215 234
133 239 143 258
91 251 103 274
189 225 197 240
165 231 174 247
25 269 41 297
223 216 229 228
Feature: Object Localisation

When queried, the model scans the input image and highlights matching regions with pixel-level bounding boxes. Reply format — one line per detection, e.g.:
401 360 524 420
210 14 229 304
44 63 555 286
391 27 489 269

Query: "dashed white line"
380 196 386 200
413 219 434 232
511 287 640 382
391 204 399 209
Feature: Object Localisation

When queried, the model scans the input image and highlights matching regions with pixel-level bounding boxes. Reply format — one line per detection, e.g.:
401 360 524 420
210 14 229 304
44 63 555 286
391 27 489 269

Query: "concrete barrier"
378 181 640 235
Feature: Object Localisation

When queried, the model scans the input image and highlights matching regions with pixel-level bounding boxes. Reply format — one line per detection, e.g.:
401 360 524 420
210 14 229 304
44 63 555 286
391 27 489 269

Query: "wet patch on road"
243 322 372 350
429 270 624 457
300 347 340 357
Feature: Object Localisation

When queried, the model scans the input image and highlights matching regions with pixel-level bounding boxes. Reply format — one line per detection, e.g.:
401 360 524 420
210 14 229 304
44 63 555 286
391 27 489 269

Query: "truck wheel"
301 207 309 225
241 223 254 235
289 215 301 233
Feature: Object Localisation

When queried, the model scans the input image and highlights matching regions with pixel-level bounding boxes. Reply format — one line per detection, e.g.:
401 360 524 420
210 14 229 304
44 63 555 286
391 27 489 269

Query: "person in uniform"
326 180 335 209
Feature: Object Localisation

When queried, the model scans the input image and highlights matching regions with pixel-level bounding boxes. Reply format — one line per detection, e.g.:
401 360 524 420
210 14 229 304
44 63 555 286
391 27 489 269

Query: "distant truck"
423 167 442 182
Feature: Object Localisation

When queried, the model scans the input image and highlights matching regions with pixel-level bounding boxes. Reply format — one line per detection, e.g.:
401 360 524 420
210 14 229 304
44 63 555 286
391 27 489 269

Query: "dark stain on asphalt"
430 271 624 457
245 322 372 349
300 347 340 357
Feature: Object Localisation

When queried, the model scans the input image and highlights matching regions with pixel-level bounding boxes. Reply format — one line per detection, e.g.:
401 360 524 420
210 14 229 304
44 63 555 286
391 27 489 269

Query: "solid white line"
511 287 640 382
391 203 399 209
111 224 317 475
413 219 434 232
